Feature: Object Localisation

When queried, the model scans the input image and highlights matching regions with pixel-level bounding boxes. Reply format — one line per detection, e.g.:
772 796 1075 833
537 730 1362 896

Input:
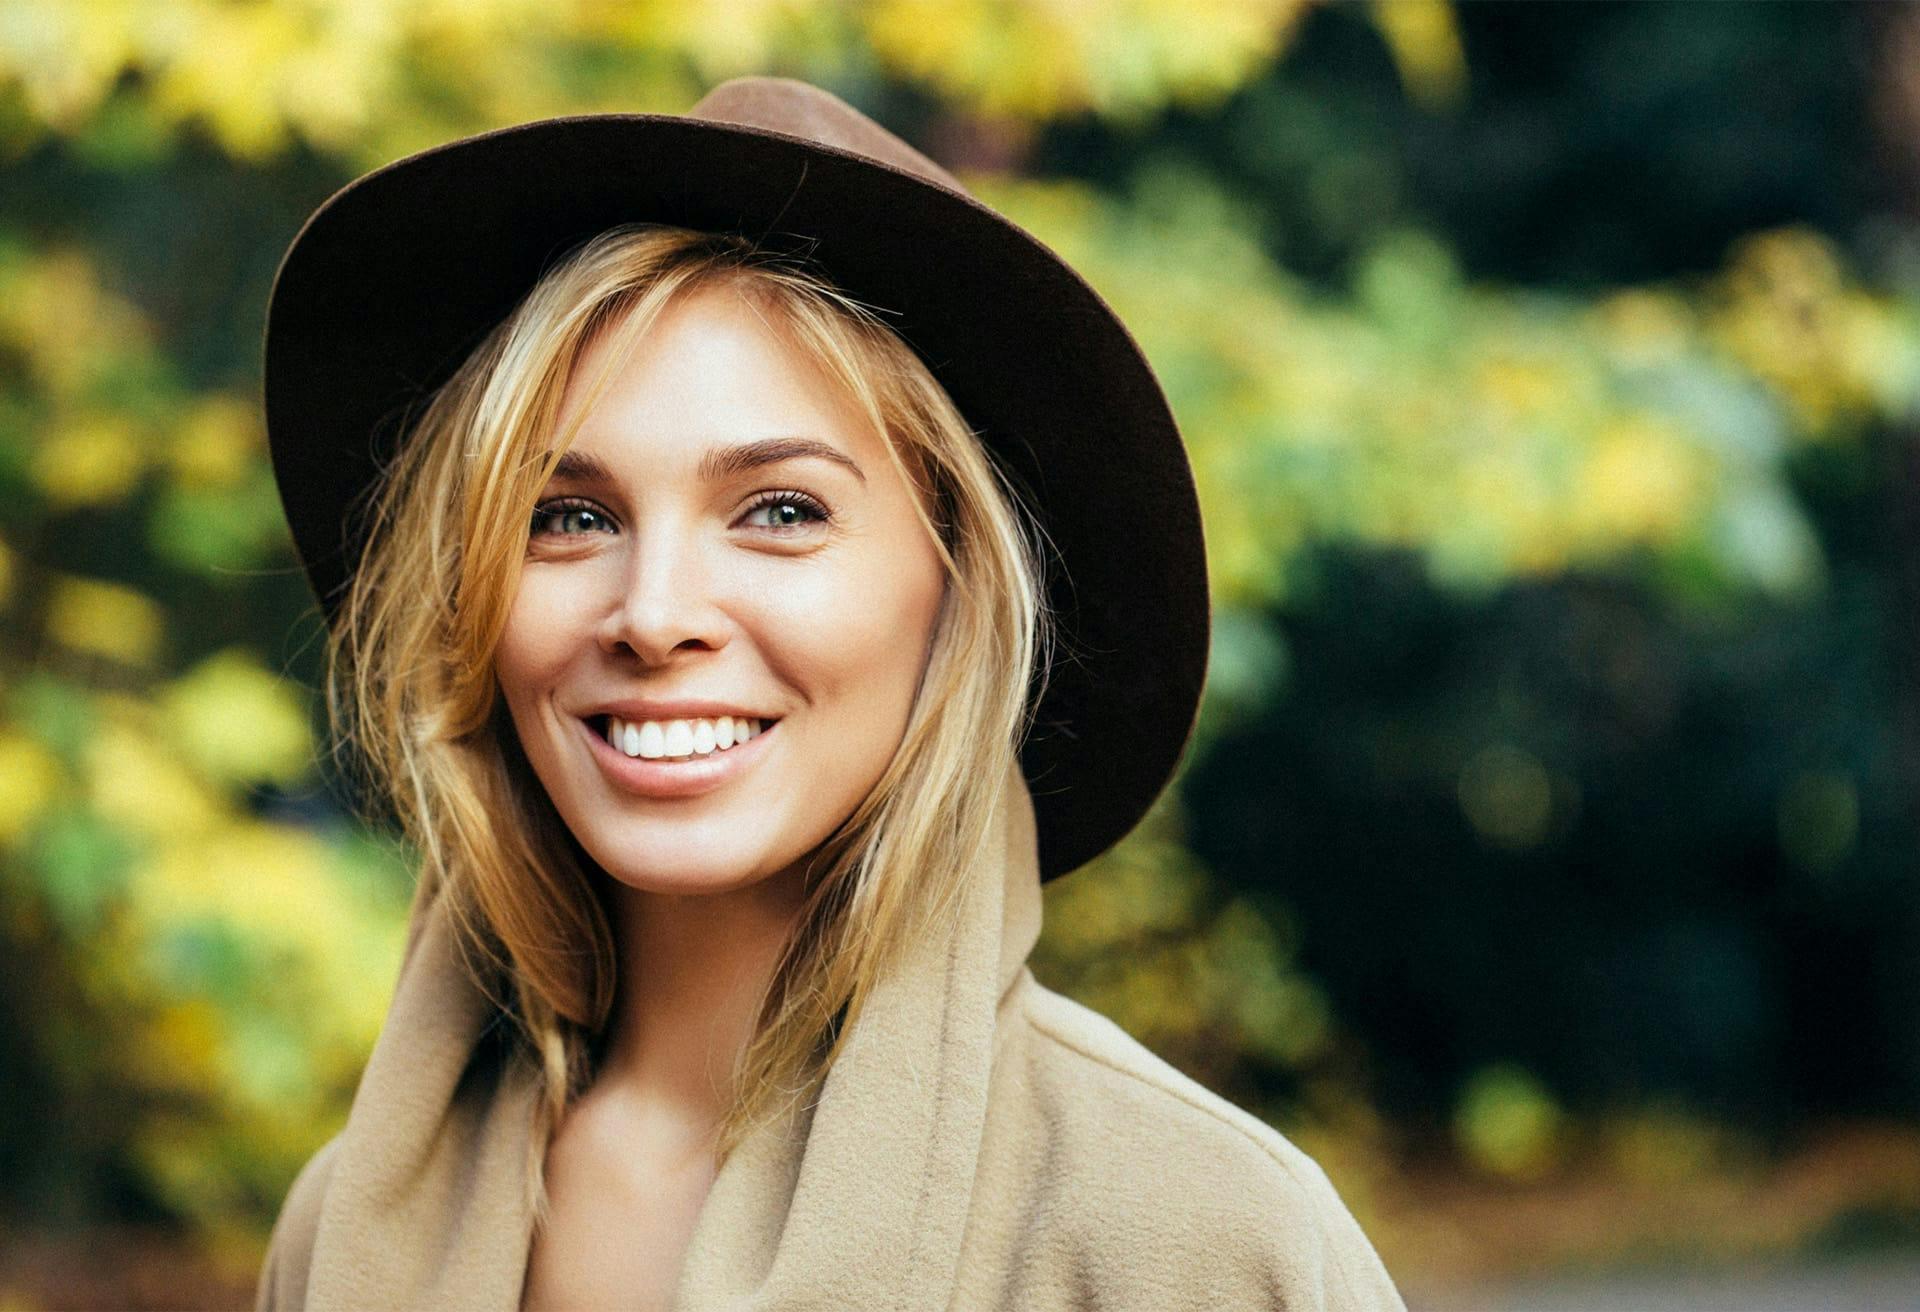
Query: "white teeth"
605 714 769 761
637 720 665 758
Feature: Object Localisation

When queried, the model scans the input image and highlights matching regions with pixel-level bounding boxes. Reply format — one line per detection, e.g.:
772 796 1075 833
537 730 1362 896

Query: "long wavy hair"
323 222 1056 1225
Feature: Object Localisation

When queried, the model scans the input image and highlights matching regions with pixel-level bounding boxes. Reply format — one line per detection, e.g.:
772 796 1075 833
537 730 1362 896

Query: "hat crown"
687 75 970 197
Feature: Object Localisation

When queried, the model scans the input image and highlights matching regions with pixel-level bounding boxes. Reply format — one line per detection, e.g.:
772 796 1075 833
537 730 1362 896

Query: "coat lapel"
300 755 1044 1312
673 754 1044 1310
306 882 540 1310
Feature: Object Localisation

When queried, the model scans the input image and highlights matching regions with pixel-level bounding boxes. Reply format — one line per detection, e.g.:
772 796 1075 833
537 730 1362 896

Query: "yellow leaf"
31 411 147 506
84 714 227 842
129 818 408 1045
44 574 165 666
1572 415 1711 545
1368 0 1466 112
863 0 1311 121
166 393 264 489
0 0 143 131
159 648 315 788
1594 288 1694 367
0 248 150 397
0 731 63 847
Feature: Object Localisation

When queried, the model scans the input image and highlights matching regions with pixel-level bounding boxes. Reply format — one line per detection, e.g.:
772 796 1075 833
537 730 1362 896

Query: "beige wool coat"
255 755 1408 1310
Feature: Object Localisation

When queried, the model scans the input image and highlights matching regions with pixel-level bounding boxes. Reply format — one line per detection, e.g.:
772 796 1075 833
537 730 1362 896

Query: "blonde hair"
324 222 1055 1226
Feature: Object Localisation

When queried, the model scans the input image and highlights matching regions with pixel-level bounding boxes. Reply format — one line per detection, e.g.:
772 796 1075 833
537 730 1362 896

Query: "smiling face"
493 280 949 899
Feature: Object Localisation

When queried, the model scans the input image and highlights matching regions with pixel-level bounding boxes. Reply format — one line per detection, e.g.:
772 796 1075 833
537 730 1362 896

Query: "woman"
254 76 1406 1311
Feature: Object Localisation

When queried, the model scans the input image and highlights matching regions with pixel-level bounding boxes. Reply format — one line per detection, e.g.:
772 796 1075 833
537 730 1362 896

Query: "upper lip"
580 698 781 724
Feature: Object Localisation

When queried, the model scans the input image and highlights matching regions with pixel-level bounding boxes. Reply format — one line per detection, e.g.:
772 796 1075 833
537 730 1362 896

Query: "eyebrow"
542 437 867 487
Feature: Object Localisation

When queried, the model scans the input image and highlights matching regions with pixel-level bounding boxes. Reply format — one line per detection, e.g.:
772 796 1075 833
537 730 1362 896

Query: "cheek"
772 542 945 719
495 571 591 709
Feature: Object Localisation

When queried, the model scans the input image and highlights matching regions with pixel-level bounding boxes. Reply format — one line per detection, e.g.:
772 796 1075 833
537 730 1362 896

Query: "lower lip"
581 717 778 799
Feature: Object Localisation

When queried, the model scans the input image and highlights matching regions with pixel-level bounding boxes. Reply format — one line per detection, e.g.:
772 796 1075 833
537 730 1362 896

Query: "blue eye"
530 497 613 536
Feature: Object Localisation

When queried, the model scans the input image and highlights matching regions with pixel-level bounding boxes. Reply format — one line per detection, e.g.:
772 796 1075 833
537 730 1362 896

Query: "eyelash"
528 489 833 538
527 497 606 537
741 488 834 531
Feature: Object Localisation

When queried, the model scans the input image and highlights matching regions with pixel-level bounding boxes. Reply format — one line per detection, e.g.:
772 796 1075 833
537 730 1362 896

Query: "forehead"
551 283 887 475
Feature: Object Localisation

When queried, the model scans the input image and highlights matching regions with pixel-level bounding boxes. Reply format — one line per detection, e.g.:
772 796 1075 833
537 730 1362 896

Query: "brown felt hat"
262 75 1210 881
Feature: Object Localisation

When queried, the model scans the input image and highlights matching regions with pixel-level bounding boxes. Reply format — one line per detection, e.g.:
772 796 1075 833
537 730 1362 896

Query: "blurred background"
3 1 1919 1308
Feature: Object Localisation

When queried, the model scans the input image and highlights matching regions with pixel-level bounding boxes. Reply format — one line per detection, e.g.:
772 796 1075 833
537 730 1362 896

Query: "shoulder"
254 1132 344 1312
1002 971 1407 1310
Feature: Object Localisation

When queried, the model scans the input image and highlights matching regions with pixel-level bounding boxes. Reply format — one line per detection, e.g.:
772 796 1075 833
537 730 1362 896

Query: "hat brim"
263 112 1210 881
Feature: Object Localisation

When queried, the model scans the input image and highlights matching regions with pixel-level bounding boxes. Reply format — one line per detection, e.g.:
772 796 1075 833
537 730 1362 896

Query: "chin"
576 826 777 896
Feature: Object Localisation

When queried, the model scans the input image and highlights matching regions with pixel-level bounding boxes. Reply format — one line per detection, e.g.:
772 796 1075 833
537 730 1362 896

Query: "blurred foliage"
1368 1118 1920 1295
1452 1062 1565 1182
1034 785 1335 1093
863 0 1316 120
983 174 1918 620
0 0 1473 161
2 1 1917 1295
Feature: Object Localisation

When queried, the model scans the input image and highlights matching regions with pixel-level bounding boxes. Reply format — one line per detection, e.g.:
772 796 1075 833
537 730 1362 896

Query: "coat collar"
305 754 1044 1310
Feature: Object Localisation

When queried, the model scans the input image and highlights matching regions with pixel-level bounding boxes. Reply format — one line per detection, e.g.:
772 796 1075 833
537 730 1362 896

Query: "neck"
592 863 810 1127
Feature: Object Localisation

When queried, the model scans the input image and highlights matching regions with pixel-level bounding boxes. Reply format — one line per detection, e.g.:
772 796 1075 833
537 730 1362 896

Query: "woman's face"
494 282 947 898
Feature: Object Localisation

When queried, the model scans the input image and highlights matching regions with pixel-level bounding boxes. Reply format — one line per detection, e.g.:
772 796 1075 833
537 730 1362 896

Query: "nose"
595 518 731 666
